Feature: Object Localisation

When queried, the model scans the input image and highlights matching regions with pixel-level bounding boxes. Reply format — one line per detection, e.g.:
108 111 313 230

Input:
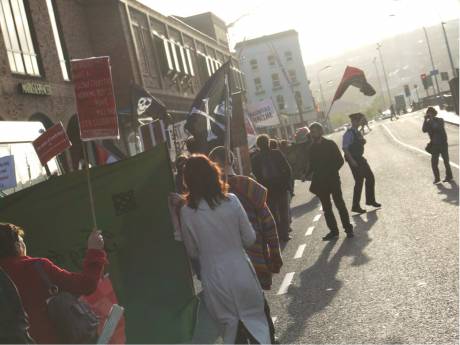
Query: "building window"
268 55 276 66
45 0 68 80
254 77 263 93
295 91 303 108
169 40 181 73
0 0 40 76
272 73 281 89
276 95 285 110
185 48 195 76
250 58 258 70
285 51 293 62
288 69 298 84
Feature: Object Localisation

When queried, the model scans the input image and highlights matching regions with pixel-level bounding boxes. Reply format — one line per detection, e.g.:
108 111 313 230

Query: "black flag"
184 61 232 153
131 84 167 119
332 66 376 102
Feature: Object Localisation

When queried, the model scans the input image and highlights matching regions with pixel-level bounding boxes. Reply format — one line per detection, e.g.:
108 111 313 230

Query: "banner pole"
82 143 98 229
224 73 231 183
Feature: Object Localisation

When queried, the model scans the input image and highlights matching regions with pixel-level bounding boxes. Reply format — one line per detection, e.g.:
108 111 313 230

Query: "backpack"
33 262 99 344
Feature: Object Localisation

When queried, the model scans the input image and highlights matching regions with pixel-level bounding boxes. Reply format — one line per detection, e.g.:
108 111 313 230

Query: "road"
192 109 459 344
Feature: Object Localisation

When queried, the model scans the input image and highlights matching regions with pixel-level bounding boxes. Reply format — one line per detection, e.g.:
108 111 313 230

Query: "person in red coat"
0 223 107 344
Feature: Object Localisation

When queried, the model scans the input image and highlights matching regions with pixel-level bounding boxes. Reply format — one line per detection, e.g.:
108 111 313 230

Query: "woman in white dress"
180 154 270 344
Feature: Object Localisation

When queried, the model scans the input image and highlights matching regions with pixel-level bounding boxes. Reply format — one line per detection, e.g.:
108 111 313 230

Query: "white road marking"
305 226 315 236
277 272 295 295
272 316 278 323
313 214 322 222
294 244 306 259
382 124 459 169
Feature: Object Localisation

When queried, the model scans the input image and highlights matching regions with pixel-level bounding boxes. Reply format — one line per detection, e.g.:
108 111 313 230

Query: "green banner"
0 145 198 344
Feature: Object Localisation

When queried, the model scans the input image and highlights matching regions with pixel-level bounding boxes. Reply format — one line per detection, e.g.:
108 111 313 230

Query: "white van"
0 121 61 196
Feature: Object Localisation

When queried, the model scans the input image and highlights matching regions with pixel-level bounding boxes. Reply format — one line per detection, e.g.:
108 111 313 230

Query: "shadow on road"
436 181 459 206
280 217 374 343
291 196 320 220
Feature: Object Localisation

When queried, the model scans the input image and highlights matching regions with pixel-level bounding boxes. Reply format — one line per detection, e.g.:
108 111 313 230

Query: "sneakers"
322 232 339 241
366 201 382 208
280 235 292 242
351 206 366 214
443 176 453 182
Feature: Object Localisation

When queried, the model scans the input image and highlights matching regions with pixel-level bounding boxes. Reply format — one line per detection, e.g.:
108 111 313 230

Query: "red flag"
80 276 126 344
332 66 376 102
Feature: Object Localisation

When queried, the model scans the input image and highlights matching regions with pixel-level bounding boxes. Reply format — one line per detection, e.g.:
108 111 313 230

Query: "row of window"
253 70 299 93
0 0 68 79
273 92 303 112
250 51 293 70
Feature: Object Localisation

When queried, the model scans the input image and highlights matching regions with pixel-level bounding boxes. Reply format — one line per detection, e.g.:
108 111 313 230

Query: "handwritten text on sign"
247 99 280 128
71 57 119 141
0 155 16 191
33 122 72 166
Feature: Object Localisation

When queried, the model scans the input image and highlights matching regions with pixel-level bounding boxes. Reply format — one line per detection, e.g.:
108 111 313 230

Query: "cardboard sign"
71 57 119 141
0 155 16 191
247 99 280 128
33 122 72 165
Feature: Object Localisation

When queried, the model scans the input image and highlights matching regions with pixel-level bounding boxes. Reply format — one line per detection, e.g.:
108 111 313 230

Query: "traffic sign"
430 69 439 76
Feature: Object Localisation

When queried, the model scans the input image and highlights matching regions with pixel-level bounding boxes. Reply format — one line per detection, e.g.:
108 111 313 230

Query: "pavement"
431 106 460 126
191 109 459 344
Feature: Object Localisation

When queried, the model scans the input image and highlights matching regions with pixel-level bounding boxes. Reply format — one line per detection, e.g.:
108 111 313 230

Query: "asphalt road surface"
266 110 459 344
192 110 459 344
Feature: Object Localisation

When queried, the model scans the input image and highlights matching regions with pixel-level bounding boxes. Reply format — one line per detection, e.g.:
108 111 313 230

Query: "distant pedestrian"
359 115 371 134
269 139 279 150
180 155 270 344
0 223 107 344
343 113 381 214
390 104 398 121
209 146 282 343
308 123 354 240
252 135 293 242
422 107 453 184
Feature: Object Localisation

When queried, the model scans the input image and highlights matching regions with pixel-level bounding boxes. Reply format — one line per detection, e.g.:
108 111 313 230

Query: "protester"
308 123 354 240
269 139 279 150
342 113 381 214
278 140 295 227
251 135 293 242
179 155 270 344
0 223 107 344
0 267 34 344
390 104 398 121
209 146 282 343
422 106 453 183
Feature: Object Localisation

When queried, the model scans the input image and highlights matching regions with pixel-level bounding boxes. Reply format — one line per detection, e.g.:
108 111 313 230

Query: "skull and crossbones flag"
184 61 233 153
131 84 167 119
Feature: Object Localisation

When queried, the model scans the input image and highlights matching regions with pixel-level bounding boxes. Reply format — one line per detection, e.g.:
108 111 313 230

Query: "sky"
139 0 459 65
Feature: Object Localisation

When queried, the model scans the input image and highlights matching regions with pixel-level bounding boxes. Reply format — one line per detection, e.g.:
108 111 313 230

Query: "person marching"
308 123 354 241
422 107 453 184
342 113 381 214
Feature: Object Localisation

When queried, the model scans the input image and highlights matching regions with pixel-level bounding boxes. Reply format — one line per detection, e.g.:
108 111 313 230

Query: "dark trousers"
431 146 453 180
318 188 353 234
349 159 376 207
267 190 290 240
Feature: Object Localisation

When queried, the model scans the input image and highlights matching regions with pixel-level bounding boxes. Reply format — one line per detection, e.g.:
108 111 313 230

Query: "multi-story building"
0 0 243 169
235 30 317 138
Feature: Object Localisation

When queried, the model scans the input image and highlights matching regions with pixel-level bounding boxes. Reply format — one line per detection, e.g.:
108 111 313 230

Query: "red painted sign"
33 122 72 165
71 57 119 141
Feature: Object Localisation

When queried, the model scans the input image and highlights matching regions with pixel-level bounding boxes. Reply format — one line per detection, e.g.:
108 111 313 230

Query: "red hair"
183 154 228 210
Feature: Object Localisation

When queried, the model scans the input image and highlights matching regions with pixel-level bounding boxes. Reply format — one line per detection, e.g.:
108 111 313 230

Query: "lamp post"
317 65 332 112
423 27 441 97
372 57 387 109
441 21 458 78
376 43 393 110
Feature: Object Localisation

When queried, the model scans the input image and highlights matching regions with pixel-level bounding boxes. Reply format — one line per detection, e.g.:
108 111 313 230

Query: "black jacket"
422 117 448 147
251 149 292 194
308 138 344 195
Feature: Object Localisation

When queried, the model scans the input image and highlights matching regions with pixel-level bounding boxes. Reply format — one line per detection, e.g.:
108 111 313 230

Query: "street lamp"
372 57 387 109
317 65 332 112
441 21 458 78
423 27 441 97
376 43 393 110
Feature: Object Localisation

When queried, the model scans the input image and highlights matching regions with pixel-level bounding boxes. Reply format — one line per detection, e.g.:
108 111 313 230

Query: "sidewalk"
433 106 460 126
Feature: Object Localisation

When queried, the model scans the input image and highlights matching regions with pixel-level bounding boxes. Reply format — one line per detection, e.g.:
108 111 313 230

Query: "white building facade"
235 30 317 139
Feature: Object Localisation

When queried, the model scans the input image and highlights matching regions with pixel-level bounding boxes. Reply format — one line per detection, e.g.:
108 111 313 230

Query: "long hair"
183 154 228 210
